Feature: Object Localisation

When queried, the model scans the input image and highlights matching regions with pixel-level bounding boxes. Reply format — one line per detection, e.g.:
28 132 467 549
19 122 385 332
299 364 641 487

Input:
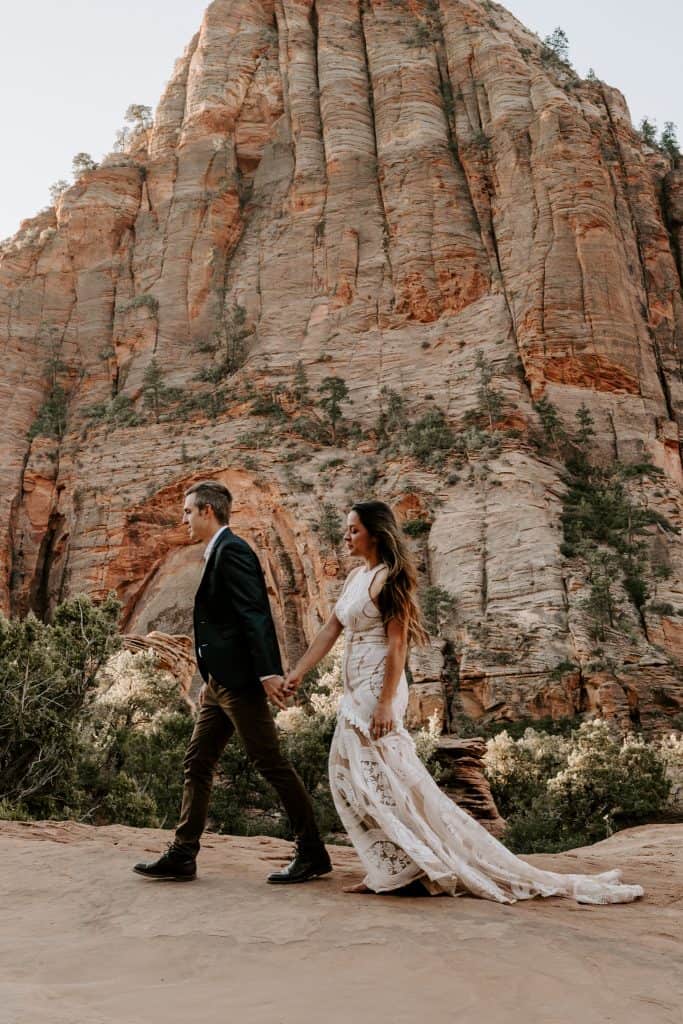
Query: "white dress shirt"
203 524 229 562
201 524 278 684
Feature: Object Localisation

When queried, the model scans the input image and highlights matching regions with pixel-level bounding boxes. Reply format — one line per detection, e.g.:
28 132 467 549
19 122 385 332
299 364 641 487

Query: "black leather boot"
133 845 197 881
267 840 332 884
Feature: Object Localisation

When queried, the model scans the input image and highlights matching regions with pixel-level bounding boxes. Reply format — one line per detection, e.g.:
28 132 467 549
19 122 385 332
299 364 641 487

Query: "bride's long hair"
352 500 429 647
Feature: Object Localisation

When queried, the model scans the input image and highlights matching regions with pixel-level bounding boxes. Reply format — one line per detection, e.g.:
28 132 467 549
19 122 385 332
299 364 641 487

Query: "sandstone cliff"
1 0 682 733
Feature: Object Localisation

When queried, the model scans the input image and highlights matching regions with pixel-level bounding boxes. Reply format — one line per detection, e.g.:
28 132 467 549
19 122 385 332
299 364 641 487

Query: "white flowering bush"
414 711 443 777
658 733 683 812
483 718 672 853
94 648 180 722
484 728 570 817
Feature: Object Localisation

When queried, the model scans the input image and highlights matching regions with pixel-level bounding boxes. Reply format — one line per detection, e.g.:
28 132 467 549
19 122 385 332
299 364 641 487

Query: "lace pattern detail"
329 565 645 904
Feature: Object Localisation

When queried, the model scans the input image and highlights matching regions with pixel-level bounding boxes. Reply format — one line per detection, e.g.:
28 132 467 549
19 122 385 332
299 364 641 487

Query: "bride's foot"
342 881 374 894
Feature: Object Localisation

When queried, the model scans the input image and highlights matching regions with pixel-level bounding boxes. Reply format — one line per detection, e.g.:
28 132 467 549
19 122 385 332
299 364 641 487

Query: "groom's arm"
216 542 284 679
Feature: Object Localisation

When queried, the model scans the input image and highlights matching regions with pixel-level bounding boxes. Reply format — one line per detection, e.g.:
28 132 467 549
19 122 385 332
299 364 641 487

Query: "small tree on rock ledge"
317 376 350 443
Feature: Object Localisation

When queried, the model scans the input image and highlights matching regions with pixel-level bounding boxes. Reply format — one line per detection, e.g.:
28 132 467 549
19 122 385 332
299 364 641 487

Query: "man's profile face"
182 494 212 543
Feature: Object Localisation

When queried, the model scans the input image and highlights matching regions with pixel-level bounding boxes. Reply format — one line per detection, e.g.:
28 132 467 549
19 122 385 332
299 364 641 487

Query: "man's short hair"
185 481 233 524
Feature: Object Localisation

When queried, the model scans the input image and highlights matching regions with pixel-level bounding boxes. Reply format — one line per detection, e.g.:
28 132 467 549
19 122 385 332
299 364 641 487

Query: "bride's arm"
285 612 344 691
370 616 408 739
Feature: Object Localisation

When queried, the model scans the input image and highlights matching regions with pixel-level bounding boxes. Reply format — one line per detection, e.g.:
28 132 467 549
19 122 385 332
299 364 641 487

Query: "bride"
285 500 644 905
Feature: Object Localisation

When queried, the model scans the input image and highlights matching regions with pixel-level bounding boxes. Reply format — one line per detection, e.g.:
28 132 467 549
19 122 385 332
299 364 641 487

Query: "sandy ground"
1 820 681 1024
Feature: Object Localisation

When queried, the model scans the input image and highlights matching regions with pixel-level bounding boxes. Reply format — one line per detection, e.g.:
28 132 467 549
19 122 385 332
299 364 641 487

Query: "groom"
134 480 331 883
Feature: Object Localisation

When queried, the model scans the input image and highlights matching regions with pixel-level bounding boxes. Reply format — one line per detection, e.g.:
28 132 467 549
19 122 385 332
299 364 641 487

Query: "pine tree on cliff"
317 377 350 444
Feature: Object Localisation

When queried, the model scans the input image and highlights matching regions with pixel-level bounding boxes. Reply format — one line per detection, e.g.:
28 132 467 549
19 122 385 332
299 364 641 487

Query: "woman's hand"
284 666 303 696
371 699 394 741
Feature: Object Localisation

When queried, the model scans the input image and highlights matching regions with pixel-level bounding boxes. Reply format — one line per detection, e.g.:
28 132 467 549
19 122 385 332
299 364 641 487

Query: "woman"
285 501 644 904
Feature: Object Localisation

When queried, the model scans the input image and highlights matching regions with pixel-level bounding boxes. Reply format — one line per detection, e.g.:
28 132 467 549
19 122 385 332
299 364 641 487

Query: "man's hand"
261 674 288 710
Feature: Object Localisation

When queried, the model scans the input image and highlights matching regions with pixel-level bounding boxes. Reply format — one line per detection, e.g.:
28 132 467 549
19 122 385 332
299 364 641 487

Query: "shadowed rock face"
1 0 682 734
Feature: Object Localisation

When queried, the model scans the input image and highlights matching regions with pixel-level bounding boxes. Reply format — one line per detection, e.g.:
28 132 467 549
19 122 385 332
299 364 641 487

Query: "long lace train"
329 564 644 905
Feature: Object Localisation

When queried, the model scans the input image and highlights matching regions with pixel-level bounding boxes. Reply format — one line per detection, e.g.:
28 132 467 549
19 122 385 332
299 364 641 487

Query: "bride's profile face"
344 509 377 560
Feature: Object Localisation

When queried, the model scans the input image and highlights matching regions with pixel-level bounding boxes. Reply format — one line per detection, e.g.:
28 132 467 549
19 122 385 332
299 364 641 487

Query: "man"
134 480 331 884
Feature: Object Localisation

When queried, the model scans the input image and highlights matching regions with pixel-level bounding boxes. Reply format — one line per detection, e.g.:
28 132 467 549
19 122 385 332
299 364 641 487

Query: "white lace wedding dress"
328 565 644 904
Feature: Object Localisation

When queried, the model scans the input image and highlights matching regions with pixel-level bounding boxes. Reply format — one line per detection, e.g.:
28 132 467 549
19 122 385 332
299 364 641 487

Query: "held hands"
284 667 304 697
261 675 289 710
370 699 394 741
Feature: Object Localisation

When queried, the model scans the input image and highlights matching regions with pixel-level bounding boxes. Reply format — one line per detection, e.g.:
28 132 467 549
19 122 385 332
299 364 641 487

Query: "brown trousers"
174 678 319 856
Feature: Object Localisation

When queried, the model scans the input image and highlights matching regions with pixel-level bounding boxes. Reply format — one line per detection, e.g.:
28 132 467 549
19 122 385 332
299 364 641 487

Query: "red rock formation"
122 632 197 703
1 0 682 734
436 736 506 836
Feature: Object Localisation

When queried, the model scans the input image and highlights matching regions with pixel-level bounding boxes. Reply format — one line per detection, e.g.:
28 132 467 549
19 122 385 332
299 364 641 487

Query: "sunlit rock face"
1 0 682 734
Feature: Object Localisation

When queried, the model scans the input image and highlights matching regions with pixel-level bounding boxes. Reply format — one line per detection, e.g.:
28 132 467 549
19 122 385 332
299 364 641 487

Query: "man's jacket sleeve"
216 542 283 678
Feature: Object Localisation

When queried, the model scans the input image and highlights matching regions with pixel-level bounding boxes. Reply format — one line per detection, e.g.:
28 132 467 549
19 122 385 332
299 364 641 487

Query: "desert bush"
658 733 683 811
376 386 408 448
317 376 351 443
403 518 431 538
128 293 159 313
72 152 98 177
86 394 141 429
541 27 572 68
421 585 457 635
292 360 309 404
660 121 680 160
29 383 68 440
125 104 153 130
317 502 343 548
0 594 122 816
638 117 658 146
406 408 455 466
49 179 69 204
484 719 672 853
141 358 182 423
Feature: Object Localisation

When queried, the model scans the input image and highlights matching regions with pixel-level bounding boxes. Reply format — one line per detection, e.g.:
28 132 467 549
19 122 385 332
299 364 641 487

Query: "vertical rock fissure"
7 449 31 616
440 34 533 397
660 173 683 290
358 0 394 287
600 85 677 425
480 493 488 616
31 510 65 622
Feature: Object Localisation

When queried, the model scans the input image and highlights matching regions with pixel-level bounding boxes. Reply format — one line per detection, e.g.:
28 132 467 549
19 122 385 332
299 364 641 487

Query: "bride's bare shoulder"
369 563 389 601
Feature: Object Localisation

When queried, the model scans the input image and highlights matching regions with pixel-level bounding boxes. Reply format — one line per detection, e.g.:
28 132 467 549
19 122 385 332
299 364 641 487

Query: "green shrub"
403 518 431 538
251 390 287 420
318 503 343 548
292 360 309 404
648 602 676 616
29 384 68 440
421 585 457 635
0 594 122 816
376 386 408 448
406 408 455 466
317 376 351 443
541 27 572 69
86 394 141 429
660 121 680 160
72 152 98 177
483 720 671 853
128 293 159 313
141 358 183 423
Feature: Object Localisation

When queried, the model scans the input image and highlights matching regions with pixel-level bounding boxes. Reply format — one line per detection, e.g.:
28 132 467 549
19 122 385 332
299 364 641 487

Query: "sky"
1 0 681 241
